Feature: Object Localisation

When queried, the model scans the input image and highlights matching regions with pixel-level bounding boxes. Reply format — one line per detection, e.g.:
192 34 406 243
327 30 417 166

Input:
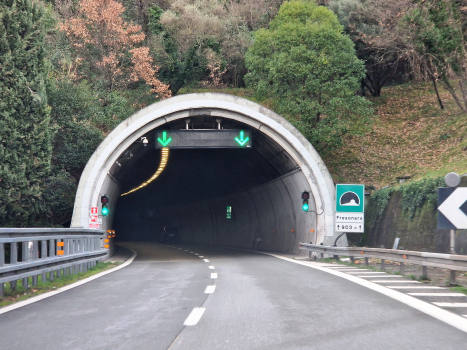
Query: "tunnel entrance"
71 93 340 254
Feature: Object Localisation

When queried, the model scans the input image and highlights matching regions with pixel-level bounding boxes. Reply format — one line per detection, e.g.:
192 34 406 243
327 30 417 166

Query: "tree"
245 0 373 153
61 0 171 98
404 0 467 113
0 0 53 226
329 0 414 97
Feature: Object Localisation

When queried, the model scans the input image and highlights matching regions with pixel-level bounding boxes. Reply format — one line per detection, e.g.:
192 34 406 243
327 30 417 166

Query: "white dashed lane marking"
204 285 216 294
359 275 404 278
211 273 218 279
203 259 210 263
195 253 199 256
373 280 421 283
408 293 466 297
433 303 467 307
184 308 206 326
199 256 204 258
209 266 215 269
387 286 446 289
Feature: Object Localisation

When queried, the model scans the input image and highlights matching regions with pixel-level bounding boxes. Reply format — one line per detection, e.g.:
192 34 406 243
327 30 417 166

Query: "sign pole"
450 229 456 254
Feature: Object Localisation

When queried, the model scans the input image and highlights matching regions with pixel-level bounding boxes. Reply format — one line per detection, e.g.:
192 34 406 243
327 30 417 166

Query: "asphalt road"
0 242 466 349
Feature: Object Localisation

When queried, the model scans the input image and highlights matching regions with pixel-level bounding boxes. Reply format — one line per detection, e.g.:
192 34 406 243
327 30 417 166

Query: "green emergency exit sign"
227 206 232 219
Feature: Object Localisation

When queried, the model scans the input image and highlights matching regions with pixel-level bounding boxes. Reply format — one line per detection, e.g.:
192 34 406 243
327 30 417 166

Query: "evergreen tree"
245 0 373 153
0 0 53 226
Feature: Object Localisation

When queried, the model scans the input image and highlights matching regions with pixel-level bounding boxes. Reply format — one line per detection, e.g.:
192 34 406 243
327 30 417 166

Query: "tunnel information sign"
155 130 252 149
335 184 365 233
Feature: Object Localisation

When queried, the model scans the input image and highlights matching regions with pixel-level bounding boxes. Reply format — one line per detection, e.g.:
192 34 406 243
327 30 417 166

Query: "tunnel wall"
116 171 330 254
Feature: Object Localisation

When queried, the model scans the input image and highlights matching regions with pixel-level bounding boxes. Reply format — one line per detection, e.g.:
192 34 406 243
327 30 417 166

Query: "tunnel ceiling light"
121 147 169 196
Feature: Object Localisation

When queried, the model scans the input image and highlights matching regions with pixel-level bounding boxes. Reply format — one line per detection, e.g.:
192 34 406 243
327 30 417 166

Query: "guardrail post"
450 270 456 285
11 242 17 264
32 241 39 287
365 257 369 266
0 243 4 297
41 240 47 258
400 262 405 275
10 242 18 290
381 259 386 271
0 243 4 267
49 239 55 258
22 241 29 289
422 266 428 279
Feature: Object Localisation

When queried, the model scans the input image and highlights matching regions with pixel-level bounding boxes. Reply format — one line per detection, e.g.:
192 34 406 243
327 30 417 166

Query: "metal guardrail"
0 228 107 297
299 243 467 284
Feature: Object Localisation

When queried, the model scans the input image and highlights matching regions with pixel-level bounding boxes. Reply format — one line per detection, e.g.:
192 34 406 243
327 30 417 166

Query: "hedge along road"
0 242 467 350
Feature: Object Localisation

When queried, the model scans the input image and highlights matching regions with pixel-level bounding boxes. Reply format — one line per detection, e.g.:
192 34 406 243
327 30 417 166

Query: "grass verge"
450 286 467 296
0 261 121 308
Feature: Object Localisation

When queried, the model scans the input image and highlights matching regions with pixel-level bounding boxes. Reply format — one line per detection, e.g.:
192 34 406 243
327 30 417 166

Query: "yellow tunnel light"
121 148 169 196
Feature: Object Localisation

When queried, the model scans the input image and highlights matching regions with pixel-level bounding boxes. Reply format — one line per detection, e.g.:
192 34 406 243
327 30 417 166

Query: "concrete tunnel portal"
71 93 344 254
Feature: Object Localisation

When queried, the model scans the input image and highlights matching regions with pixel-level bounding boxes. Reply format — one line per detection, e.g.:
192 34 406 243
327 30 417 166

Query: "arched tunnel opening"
111 115 317 254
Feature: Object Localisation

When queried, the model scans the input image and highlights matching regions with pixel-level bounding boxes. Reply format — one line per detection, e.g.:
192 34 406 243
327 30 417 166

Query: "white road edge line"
204 285 216 294
211 273 218 279
0 247 138 316
183 307 206 326
258 252 467 334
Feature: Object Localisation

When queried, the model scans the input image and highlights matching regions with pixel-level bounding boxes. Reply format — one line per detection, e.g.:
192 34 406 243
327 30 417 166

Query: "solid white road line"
346 271 387 274
408 293 466 297
183 307 206 326
204 285 216 294
258 252 467 333
387 286 446 289
211 273 218 279
433 303 467 307
0 247 138 315
209 266 215 269
203 259 210 263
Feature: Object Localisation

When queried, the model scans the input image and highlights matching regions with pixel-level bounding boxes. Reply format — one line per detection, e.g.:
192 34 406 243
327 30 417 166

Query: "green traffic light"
102 204 109 216
302 201 309 211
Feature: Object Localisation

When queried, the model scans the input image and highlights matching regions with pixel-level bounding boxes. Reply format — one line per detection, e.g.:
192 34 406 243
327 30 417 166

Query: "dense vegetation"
1 0 466 226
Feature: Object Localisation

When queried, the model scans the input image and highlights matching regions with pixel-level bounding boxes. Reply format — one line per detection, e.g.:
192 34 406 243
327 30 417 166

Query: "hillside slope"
181 82 467 187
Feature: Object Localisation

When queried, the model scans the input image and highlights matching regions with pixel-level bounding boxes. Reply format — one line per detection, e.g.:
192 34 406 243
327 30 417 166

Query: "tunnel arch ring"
71 93 336 243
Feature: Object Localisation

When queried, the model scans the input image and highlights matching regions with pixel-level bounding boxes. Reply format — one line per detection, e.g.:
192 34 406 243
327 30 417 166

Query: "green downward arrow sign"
157 131 172 147
234 130 249 147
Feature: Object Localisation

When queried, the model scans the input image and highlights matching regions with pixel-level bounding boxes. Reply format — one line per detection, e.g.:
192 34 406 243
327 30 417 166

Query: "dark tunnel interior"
111 116 316 253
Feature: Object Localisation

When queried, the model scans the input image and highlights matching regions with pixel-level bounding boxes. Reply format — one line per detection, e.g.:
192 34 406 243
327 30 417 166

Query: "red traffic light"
101 195 109 204
302 191 309 200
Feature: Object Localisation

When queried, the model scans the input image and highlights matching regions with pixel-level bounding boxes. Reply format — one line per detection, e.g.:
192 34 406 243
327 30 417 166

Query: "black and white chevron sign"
437 188 467 229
